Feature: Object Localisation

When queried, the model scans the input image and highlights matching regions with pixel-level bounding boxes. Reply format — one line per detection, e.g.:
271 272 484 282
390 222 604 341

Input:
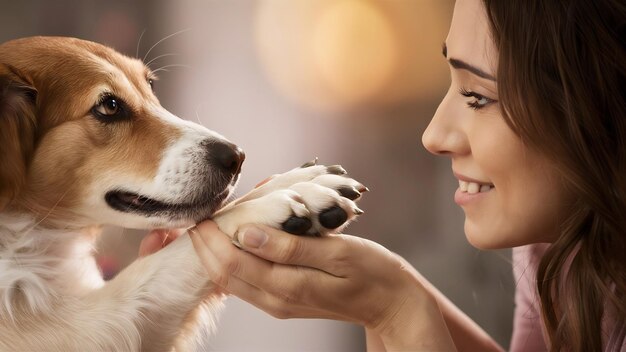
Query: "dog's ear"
0 64 37 210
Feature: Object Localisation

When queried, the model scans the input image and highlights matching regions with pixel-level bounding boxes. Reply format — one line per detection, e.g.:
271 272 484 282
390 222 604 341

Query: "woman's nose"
422 92 466 156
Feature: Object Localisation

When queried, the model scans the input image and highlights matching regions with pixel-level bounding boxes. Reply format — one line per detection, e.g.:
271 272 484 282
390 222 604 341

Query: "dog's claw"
326 165 347 175
301 157 319 168
353 207 364 215
337 186 361 200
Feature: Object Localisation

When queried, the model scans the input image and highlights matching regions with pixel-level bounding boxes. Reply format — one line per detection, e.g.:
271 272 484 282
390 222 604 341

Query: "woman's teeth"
459 180 494 194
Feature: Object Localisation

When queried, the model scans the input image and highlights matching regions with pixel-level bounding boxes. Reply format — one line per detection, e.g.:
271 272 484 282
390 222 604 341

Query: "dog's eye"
91 95 129 122
95 97 119 115
148 79 155 90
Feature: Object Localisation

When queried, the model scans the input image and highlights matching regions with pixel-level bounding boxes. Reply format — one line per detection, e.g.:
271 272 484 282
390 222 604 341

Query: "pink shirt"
509 244 625 352
510 244 550 352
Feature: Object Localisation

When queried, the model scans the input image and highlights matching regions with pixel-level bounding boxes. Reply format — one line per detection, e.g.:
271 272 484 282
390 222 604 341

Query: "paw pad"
319 205 348 229
282 216 313 236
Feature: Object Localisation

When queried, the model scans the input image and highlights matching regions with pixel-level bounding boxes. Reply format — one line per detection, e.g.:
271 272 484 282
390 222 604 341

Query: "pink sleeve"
509 244 549 352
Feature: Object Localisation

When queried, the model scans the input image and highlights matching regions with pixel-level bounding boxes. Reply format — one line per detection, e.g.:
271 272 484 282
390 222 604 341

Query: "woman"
145 0 626 350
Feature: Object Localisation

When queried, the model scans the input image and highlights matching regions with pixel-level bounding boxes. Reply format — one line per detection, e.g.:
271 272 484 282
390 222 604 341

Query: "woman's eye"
95 97 120 116
459 88 497 110
475 96 489 106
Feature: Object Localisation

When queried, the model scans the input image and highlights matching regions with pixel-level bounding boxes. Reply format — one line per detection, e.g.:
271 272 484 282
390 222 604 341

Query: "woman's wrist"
365 328 387 352
366 257 455 351
374 291 456 351
368 263 502 352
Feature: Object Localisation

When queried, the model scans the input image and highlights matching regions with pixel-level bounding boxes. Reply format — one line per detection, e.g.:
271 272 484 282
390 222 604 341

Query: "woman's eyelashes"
459 88 497 110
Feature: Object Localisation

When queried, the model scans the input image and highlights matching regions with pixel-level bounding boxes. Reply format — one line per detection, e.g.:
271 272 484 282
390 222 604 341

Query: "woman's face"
422 0 572 249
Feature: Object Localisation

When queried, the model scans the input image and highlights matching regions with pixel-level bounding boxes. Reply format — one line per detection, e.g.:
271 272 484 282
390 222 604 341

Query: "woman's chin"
464 220 514 250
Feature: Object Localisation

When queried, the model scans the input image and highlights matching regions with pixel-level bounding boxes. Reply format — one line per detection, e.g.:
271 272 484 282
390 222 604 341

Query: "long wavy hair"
481 1 626 351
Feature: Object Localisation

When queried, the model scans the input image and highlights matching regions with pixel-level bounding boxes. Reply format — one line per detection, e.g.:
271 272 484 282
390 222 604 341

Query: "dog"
0 36 367 351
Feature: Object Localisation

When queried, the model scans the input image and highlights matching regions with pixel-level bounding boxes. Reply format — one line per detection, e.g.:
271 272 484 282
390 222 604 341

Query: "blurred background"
0 1 514 350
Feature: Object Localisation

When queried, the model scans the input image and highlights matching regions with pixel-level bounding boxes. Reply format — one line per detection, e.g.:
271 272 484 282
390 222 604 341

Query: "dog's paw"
214 159 368 241
285 180 364 236
231 158 365 206
214 189 311 238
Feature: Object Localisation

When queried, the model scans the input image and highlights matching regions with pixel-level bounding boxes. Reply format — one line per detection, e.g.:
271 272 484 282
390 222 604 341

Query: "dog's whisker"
136 28 147 59
151 64 192 75
145 53 182 68
194 104 204 125
29 188 72 231
21 204 40 215
139 197 151 208
162 230 170 246
142 28 191 63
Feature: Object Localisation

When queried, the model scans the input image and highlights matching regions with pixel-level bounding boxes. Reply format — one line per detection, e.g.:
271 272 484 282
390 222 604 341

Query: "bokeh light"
255 0 451 112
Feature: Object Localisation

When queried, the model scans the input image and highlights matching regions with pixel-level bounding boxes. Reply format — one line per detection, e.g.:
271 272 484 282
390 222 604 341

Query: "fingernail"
240 227 268 249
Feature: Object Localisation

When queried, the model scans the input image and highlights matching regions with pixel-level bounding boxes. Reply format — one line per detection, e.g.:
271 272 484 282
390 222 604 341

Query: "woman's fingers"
192 221 340 298
232 279 354 322
220 272 354 322
254 174 277 188
230 224 362 276
138 230 164 257
139 229 185 257
190 224 354 321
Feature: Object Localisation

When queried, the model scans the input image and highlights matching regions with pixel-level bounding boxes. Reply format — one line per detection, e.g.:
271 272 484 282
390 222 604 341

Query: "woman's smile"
453 172 494 205
454 182 494 206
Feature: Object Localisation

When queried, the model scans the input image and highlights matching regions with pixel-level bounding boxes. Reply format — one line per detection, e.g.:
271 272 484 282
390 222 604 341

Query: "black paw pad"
319 205 348 229
337 186 361 200
282 216 312 236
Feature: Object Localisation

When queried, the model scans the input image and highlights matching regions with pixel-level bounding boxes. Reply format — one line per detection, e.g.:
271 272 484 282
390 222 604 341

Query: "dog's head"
0 36 244 229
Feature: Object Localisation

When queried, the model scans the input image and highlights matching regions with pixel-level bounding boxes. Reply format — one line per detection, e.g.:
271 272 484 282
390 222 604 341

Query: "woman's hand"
138 229 184 257
189 221 457 351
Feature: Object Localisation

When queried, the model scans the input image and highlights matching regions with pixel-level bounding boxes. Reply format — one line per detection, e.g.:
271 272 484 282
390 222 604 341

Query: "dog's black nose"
210 141 245 176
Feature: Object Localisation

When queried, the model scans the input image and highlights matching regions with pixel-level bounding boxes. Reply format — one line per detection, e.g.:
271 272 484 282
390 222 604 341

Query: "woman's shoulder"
511 243 625 351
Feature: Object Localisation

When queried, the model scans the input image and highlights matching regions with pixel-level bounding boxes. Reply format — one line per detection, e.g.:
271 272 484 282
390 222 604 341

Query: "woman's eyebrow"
442 43 496 81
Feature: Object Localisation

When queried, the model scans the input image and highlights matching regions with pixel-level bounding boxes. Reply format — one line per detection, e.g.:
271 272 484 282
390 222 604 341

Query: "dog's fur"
0 36 365 351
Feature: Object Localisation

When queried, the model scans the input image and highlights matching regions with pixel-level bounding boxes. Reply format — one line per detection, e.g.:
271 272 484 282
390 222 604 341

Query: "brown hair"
0 64 37 211
481 0 626 351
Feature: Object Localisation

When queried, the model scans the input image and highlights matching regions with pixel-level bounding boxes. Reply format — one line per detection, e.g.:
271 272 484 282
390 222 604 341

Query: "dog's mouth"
105 189 230 219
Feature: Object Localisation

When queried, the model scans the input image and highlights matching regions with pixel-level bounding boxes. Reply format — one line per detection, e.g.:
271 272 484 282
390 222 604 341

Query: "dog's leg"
88 234 217 352
0 233 216 352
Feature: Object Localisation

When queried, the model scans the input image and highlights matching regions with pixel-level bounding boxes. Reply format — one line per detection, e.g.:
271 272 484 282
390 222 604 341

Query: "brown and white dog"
0 36 366 351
